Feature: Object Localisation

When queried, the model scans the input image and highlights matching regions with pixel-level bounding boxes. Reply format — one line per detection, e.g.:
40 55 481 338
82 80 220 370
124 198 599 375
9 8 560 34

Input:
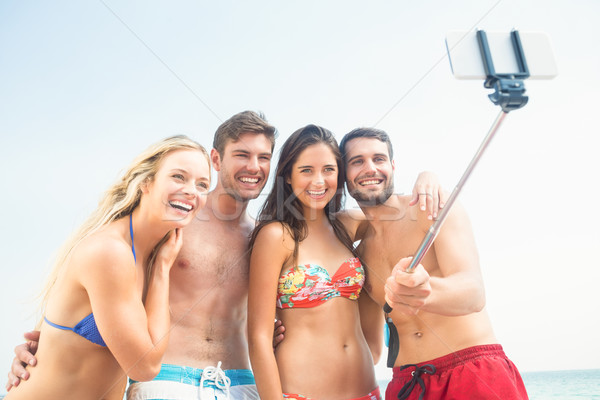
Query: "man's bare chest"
358 225 430 292
173 228 251 284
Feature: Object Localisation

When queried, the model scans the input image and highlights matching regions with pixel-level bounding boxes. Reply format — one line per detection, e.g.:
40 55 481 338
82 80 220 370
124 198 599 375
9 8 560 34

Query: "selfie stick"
384 29 530 366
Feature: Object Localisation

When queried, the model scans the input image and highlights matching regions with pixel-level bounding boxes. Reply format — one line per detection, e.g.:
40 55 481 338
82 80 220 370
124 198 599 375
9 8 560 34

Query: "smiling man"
7 111 277 400
124 111 276 399
339 127 528 400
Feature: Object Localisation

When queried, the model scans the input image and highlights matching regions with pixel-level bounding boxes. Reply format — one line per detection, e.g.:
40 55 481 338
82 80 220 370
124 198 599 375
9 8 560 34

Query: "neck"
129 207 172 261
303 207 329 228
359 194 406 224
206 186 250 224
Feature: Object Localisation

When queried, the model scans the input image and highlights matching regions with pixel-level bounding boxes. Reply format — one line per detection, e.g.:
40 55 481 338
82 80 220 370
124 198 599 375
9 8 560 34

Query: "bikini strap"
129 213 136 263
44 316 73 331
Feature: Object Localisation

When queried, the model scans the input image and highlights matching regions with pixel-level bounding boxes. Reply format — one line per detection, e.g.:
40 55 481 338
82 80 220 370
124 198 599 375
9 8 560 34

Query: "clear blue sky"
1 0 598 385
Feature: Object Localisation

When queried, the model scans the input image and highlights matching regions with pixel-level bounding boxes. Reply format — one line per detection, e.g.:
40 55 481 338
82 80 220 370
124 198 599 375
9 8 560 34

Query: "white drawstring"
199 361 231 400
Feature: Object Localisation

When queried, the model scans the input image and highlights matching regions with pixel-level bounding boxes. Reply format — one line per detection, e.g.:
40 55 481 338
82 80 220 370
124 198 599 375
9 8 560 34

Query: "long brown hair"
250 124 355 262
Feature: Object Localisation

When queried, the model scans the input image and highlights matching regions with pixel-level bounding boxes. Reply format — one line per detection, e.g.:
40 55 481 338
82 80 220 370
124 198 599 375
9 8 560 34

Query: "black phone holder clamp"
477 29 530 112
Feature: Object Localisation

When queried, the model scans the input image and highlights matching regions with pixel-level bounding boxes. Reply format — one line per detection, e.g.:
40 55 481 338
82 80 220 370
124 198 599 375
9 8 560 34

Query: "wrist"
152 262 172 279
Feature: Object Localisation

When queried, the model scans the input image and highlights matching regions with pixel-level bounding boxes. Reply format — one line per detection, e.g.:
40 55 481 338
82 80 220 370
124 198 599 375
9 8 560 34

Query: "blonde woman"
5 135 211 400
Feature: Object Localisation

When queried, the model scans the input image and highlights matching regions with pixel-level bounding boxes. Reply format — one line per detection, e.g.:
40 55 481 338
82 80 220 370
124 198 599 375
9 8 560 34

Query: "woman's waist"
6 369 126 400
17 340 123 398
276 340 377 399
276 331 373 366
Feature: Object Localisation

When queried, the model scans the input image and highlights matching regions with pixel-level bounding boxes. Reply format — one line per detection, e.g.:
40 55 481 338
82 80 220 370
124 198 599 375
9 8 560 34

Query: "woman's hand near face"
154 228 183 272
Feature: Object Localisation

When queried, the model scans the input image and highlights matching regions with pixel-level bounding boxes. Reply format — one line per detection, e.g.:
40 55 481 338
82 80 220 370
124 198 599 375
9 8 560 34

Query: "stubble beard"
349 180 395 207
220 171 263 202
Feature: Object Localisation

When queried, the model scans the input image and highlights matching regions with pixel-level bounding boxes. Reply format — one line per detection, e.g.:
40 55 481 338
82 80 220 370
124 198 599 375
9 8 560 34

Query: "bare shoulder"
396 194 433 232
254 221 293 247
251 222 296 267
71 229 135 281
438 200 473 229
446 200 469 217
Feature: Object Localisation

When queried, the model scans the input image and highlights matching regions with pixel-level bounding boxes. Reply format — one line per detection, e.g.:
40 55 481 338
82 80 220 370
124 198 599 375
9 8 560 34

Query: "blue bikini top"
43 214 137 347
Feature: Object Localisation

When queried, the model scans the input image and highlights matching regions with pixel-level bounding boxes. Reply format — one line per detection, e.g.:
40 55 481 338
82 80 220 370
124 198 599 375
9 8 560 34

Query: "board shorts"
283 386 381 400
386 344 528 400
127 362 259 400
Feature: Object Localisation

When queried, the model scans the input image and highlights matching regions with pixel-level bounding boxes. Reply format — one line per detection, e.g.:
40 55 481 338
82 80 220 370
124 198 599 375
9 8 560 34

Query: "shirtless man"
7 110 277 400
339 127 528 400
5 118 441 399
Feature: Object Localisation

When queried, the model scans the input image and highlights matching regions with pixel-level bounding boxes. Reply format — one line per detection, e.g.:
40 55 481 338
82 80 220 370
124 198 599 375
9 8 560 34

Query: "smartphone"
446 30 558 80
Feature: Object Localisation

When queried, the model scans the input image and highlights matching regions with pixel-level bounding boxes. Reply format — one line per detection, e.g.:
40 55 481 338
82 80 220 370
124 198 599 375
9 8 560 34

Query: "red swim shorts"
386 344 528 400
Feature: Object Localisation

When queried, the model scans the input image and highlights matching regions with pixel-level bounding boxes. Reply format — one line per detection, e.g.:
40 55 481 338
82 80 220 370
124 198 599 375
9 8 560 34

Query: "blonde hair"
37 135 210 326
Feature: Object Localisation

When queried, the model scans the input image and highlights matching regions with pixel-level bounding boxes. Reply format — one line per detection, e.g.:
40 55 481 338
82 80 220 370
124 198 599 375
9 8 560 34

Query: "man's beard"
349 180 394 207
220 171 263 202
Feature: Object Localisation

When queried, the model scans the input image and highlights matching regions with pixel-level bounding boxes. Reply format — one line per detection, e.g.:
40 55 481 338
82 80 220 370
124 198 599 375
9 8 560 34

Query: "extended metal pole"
405 109 508 272
383 110 508 316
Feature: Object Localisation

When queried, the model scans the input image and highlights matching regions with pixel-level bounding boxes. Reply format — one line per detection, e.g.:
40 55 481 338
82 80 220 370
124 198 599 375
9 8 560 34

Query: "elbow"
248 331 274 366
469 286 486 313
248 322 270 349
470 299 485 314
248 330 259 356
128 360 162 382
248 332 267 358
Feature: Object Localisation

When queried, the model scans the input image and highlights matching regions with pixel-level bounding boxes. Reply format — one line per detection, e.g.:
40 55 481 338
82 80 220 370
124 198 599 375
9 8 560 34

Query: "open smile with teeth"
169 200 194 212
359 179 383 186
307 189 326 196
239 177 260 184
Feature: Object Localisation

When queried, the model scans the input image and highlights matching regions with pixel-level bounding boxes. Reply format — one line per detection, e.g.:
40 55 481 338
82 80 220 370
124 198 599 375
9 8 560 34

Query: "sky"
1 0 599 387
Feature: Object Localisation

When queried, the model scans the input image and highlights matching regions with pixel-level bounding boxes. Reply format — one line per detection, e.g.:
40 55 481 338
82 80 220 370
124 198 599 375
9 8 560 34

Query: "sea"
376 369 600 399
0 369 598 399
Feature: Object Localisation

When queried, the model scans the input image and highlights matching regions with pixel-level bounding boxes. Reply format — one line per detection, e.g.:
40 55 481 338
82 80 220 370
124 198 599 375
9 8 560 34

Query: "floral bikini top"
277 257 365 309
